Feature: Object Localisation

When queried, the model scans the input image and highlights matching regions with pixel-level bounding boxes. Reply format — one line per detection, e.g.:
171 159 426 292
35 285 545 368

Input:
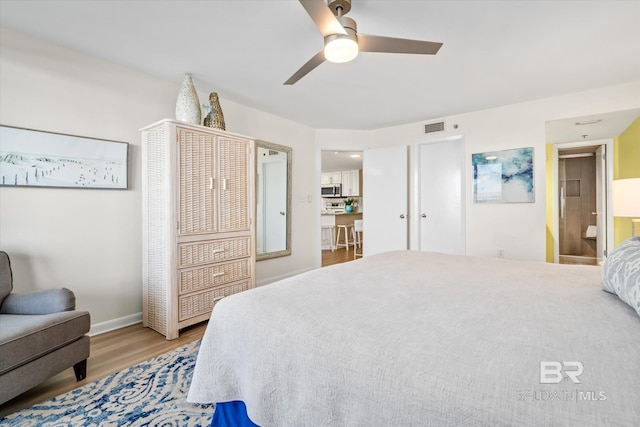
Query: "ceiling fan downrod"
328 0 351 16
327 0 356 35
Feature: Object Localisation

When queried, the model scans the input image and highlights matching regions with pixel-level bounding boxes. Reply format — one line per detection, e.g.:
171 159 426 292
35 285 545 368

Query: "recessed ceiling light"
350 154 361 158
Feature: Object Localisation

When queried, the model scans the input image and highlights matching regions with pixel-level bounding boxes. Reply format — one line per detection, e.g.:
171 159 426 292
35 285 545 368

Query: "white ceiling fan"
285 0 443 85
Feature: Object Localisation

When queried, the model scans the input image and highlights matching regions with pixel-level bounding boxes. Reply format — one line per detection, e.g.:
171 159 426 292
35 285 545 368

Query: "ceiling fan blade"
284 50 326 85
358 34 443 55
299 0 347 37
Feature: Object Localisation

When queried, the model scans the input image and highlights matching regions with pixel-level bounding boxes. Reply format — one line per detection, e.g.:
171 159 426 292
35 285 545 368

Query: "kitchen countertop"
321 211 362 215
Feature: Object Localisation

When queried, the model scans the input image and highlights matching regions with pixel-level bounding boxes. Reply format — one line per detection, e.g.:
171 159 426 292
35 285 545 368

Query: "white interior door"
363 145 408 256
595 145 607 264
263 161 287 252
418 137 465 254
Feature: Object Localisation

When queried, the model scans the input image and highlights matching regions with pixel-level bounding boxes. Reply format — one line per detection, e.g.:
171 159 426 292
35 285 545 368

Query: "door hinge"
177 221 179 230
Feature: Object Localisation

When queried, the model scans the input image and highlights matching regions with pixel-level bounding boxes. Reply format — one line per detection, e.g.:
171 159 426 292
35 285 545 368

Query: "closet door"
363 145 408 256
218 136 251 233
178 127 218 235
418 137 465 255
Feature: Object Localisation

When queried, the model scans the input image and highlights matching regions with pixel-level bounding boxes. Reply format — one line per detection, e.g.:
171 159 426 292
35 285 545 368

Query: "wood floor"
559 254 598 266
322 246 361 267
0 322 207 418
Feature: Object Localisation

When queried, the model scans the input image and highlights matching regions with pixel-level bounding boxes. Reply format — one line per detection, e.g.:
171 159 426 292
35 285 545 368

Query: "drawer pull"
212 272 226 278
212 248 226 254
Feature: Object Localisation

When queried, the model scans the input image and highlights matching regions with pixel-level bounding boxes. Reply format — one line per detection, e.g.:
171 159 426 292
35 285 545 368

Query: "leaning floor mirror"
256 140 292 260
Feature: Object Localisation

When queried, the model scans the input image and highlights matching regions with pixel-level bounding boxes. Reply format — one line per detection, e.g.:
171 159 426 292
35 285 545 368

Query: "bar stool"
335 224 355 252
353 219 363 260
321 225 336 251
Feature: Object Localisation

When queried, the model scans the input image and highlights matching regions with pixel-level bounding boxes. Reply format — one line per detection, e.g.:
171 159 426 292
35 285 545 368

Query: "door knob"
400 214 405 219
421 213 427 218
591 212 598 216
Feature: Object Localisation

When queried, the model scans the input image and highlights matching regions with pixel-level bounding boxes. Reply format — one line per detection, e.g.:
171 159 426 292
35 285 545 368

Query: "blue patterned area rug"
0 340 214 426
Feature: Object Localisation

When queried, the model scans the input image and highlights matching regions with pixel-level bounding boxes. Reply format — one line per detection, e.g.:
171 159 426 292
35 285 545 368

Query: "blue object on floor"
211 401 260 427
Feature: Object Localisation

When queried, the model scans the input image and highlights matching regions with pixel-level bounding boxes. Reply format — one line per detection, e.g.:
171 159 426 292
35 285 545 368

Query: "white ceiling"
546 108 640 144
1 1 639 131
322 150 363 172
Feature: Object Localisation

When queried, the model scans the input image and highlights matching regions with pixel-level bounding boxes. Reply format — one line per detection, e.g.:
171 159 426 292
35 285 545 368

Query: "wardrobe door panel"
178 127 218 235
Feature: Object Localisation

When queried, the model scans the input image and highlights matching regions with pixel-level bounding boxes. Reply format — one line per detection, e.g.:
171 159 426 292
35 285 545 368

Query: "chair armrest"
0 288 76 314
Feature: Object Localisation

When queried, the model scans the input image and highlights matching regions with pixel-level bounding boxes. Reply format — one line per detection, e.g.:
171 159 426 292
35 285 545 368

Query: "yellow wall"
613 117 640 246
545 143 556 262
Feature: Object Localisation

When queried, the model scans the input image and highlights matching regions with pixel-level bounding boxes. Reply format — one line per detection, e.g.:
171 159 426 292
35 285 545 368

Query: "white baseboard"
256 266 317 287
89 269 317 335
89 312 142 336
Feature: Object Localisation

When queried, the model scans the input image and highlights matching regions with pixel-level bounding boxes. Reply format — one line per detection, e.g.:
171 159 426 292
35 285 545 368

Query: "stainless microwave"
321 184 341 197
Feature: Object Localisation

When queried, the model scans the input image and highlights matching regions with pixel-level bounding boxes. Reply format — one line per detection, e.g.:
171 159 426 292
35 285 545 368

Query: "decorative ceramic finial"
175 74 201 124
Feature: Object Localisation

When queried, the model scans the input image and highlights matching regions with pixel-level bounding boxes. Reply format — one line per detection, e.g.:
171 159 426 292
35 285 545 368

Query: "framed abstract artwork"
472 147 534 203
0 125 128 189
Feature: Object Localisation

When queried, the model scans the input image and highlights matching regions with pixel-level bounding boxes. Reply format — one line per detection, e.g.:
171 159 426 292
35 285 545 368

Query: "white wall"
0 28 319 331
317 81 640 261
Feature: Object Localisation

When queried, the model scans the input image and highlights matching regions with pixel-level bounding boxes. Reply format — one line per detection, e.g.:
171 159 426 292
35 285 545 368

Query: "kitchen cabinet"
321 171 342 185
341 169 362 197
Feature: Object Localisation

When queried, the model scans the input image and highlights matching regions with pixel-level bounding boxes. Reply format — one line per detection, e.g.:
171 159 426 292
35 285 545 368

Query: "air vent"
424 121 445 134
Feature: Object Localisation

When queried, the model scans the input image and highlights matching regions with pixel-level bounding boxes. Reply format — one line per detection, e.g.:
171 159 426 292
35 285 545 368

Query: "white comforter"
188 251 640 426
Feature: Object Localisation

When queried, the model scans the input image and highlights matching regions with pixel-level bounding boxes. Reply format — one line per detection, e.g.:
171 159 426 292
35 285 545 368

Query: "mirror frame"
256 140 292 261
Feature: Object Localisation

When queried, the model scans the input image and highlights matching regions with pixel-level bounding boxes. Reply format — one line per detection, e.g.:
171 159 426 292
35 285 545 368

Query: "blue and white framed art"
0 125 128 189
472 147 534 203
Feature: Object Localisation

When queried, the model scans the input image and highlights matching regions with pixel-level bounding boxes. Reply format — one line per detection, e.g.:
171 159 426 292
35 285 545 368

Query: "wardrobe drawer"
178 236 250 268
178 258 250 294
178 280 251 321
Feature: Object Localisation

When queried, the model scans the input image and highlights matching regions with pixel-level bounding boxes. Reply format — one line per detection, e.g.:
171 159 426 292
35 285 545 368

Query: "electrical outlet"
497 249 504 258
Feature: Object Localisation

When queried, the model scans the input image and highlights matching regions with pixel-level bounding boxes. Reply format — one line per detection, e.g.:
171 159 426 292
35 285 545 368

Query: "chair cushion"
0 251 12 308
0 310 90 375
0 288 76 314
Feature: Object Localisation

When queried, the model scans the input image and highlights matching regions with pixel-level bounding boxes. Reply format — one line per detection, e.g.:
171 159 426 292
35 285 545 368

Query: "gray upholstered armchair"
0 251 90 404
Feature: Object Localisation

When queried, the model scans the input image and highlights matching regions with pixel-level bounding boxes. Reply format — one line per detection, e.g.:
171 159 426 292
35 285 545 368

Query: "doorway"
555 142 610 265
321 150 363 267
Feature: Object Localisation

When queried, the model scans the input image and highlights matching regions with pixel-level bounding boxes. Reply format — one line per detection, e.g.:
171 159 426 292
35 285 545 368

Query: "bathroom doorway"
557 144 607 265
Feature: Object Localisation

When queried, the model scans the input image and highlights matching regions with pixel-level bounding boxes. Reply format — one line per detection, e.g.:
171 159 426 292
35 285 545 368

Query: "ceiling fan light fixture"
324 33 359 63
285 0 443 85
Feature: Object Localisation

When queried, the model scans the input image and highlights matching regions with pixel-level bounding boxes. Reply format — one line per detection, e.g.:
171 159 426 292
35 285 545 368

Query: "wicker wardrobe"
141 119 256 339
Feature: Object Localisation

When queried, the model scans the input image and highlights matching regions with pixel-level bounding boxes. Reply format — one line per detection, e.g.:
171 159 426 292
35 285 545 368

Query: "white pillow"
602 236 640 317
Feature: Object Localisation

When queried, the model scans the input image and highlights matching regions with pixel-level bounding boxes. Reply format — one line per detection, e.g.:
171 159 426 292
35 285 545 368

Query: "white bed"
188 250 640 426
